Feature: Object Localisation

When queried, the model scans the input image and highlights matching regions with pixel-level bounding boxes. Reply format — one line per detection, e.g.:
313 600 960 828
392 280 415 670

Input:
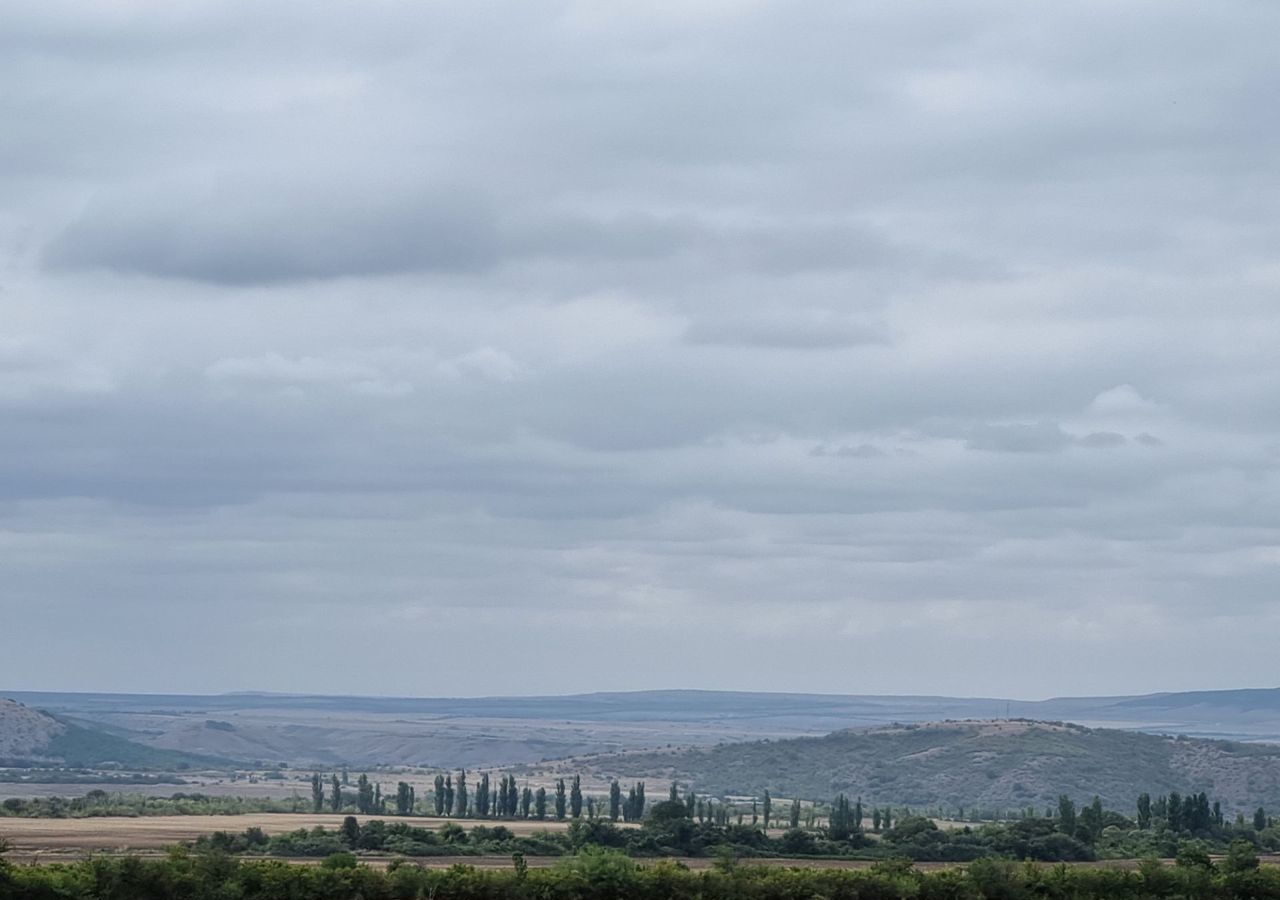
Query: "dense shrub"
5 851 1280 900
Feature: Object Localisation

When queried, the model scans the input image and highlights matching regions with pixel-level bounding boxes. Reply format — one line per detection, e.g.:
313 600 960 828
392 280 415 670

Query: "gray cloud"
44 176 501 283
1 0 1279 697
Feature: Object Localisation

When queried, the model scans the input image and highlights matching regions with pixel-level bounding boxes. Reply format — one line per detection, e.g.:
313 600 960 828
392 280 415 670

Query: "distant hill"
575 719 1280 814
0 697 224 769
4 686 1280 770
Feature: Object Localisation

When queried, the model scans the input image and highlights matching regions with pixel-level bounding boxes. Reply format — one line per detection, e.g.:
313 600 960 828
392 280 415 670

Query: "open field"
0 813 597 852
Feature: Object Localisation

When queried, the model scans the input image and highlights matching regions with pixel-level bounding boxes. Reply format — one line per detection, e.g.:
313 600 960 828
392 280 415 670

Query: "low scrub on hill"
584 720 1280 811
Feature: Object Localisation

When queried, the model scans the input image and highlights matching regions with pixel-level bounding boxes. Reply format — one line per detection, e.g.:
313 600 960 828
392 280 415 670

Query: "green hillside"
580 719 1280 813
0 697 227 770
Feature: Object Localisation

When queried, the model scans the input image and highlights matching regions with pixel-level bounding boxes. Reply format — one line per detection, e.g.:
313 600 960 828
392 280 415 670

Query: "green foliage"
11 852 1280 900
570 775 583 819
1222 838 1260 873
1175 840 1214 870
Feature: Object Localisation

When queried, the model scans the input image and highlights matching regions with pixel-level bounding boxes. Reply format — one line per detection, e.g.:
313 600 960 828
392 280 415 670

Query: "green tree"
1057 795 1077 836
396 781 414 816
356 774 374 815
790 798 801 829
1223 838 1260 873
1078 796 1103 844
535 787 547 820
340 815 359 847
828 793 859 841
433 775 445 815
477 773 490 818
521 786 533 818
1254 807 1268 831
311 773 325 814
330 774 342 812
554 778 567 820
609 781 621 821
1137 793 1152 830
456 771 468 817
762 790 772 829
570 775 583 819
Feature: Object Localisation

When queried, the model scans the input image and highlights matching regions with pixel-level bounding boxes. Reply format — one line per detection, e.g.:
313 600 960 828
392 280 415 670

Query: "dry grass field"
0 813 587 852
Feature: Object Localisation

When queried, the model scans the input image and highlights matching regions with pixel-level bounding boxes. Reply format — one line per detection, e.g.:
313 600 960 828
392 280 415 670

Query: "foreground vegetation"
4 844 1280 900
183 793 1280 864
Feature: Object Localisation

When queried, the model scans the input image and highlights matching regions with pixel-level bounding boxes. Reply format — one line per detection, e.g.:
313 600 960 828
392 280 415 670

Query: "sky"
2 0 1278 699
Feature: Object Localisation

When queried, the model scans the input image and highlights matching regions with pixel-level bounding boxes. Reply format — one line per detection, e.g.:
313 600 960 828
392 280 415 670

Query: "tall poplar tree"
1057 796 1076 835
570 775 583 819
396 782 414 816
554 778 567 820
356 774 373 814
477 773 490 818
609 780 621 821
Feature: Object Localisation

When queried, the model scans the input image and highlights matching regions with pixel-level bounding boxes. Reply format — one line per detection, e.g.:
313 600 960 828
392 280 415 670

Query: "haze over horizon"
3 2 1279 698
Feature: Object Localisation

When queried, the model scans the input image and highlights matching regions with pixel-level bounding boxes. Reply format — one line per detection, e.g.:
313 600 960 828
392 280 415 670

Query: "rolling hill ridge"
575 719 1280 814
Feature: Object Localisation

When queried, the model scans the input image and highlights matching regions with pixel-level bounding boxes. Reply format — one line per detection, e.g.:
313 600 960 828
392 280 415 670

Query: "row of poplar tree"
305 770 898 834
307 771 652 821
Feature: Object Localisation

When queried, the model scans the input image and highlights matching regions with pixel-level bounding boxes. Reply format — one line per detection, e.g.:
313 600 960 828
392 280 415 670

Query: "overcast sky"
2 0 1278 699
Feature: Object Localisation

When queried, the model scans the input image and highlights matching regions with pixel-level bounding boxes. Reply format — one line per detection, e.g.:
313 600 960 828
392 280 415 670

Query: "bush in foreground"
6 848 1280 900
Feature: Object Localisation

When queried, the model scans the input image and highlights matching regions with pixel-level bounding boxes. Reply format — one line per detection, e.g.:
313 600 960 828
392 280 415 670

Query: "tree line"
309 771 647 822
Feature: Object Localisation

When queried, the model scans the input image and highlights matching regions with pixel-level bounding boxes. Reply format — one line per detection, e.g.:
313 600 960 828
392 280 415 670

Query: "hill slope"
576 720 1280 813
0 697 224 769
6 686 1280 769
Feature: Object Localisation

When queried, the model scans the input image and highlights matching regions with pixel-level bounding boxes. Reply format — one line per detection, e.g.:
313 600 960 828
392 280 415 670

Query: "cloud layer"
2 0 1279 697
